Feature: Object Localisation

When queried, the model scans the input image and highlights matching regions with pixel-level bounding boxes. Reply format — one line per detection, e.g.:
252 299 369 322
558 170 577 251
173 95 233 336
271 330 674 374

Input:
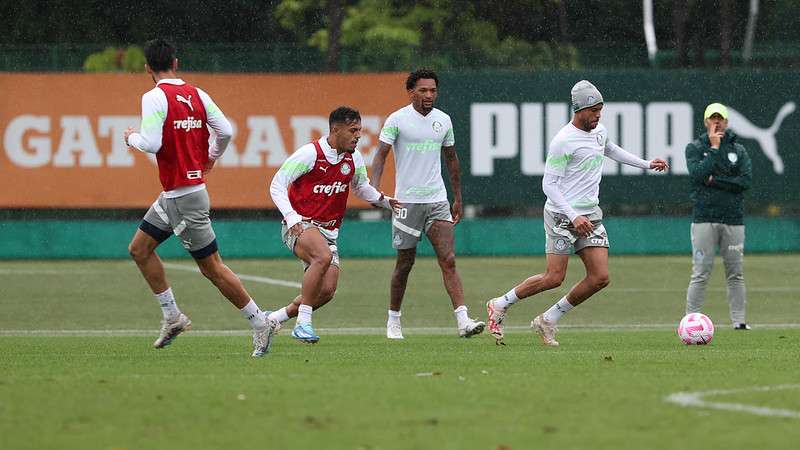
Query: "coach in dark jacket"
685 103 752 330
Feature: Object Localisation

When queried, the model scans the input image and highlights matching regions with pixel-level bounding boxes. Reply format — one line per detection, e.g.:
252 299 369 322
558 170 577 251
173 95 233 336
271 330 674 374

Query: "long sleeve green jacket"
685 129 752 225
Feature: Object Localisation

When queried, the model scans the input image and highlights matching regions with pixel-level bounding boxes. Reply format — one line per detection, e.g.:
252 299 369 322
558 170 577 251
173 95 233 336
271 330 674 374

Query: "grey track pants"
685 222 747 324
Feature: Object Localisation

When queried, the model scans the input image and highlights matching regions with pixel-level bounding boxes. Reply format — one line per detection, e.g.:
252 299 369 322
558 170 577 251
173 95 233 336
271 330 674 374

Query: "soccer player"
485 80 669 346
124 39 277 357
370 69 485 339
268 106 399 343
685 103 752 329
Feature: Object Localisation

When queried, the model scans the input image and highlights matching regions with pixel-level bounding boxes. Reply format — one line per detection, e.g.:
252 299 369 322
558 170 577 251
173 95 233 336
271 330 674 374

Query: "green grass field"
2 254 799 450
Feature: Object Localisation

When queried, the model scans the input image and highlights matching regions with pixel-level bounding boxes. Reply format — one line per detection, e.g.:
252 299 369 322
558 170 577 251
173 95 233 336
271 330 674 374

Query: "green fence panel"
1 218 797 260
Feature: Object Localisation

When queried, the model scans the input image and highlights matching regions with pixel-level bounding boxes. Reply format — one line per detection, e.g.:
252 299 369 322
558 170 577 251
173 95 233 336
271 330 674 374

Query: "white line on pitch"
665 385 800 419
3 323 800 337
2 266 797 293
161 262 301 288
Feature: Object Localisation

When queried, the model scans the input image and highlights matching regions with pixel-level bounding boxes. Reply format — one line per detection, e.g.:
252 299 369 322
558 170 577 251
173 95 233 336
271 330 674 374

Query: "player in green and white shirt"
486 80 669 346
371 69 485 340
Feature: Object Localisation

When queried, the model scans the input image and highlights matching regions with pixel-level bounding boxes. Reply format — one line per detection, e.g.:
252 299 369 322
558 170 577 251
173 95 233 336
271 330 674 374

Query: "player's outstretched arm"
442 145 463 224
604 141 652 170
352 152 401 212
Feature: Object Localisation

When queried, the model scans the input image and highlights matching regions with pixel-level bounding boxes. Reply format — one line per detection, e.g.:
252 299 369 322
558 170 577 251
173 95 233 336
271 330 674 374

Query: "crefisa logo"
313 181 348 196
173 117 203 132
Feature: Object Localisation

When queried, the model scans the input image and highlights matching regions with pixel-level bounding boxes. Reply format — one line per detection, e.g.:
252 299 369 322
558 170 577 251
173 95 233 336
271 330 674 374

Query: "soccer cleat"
387 321 404 339
531 315 559 347
251 318 279 358
153 313 192 349
733 323 751 330
486 298 507 342
291 322 320 344
458 318 486 338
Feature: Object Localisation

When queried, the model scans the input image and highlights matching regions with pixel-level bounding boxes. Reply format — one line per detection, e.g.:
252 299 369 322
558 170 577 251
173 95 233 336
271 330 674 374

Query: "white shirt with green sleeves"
544 122 650 220
378 104 455 204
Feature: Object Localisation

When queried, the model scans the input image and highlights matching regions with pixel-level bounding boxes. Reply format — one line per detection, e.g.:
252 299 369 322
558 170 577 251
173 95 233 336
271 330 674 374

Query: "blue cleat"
291 323 320 344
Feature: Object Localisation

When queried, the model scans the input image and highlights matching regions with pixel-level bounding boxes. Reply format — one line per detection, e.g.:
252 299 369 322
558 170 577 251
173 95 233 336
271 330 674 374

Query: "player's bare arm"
370 141 392 190
442 145 463 224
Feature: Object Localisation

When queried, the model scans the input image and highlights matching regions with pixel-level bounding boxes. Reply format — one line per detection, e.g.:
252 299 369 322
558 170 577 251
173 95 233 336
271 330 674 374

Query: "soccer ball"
677 313 715 345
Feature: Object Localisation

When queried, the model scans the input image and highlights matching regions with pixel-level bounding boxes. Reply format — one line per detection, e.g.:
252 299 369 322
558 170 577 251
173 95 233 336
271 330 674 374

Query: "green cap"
704 103 728 120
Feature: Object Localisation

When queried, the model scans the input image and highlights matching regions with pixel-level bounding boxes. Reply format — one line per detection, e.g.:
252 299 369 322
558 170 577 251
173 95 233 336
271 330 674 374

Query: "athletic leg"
130 226 192 349
128 228 169 295
390 248 417 311
290 227 334 343
426 220 464 308
532 247 608 346
195 251 253 309
721 224 747 326
487 253 568 342
514 254 570 299
427 220 484 336
686 223 718 314
281 266 340 318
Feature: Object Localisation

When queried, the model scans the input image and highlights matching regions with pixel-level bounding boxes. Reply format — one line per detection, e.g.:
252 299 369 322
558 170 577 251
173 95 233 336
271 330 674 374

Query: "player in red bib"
269 107 400 343
123 39 277 357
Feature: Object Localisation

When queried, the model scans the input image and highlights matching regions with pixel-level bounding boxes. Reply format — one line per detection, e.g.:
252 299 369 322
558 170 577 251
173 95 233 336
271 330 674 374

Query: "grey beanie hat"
571 80 603 112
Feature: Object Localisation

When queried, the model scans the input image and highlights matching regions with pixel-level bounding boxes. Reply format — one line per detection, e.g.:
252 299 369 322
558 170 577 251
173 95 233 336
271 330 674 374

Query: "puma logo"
728 102 795 174
319 165 328 172
176 94 194 111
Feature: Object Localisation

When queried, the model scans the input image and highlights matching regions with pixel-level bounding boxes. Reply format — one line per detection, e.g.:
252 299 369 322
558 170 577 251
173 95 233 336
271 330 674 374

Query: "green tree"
276 0 578 71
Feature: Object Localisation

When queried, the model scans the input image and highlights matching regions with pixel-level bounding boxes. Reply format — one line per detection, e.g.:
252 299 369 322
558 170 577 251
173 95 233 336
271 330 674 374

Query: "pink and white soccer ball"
677 313 715 345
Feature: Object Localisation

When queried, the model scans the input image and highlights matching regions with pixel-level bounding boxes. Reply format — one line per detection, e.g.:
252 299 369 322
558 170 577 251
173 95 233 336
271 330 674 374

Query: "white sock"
543 296 574 323
154 288 180 320
297 304 313 325
268 307 290 324
239 299 266 329
454 305 469 328
388 309 401 325
494 287 519 310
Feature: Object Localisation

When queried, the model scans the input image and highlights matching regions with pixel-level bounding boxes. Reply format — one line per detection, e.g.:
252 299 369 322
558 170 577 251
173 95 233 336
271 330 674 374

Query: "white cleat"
486 298 507 343
153 313 192 349
252 318 279 358
387 322 404 339
531 315 559 347
459 318 486 338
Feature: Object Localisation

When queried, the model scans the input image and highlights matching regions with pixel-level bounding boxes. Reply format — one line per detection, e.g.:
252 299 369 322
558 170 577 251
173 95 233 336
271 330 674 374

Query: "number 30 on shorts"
395 207 408 220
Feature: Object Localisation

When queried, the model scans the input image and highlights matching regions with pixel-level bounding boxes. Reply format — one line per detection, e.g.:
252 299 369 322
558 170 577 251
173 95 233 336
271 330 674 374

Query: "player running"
268 106 399 343
370 69 485 340
485 80 669 346
124 39 277 357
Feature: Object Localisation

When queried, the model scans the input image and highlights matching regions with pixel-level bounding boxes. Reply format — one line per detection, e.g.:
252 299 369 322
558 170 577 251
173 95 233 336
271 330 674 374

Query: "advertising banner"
2 71 797 209
0 73 406 208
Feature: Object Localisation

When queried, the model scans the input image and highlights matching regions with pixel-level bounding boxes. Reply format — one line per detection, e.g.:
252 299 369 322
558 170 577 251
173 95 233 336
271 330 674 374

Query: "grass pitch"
1 255 799 450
